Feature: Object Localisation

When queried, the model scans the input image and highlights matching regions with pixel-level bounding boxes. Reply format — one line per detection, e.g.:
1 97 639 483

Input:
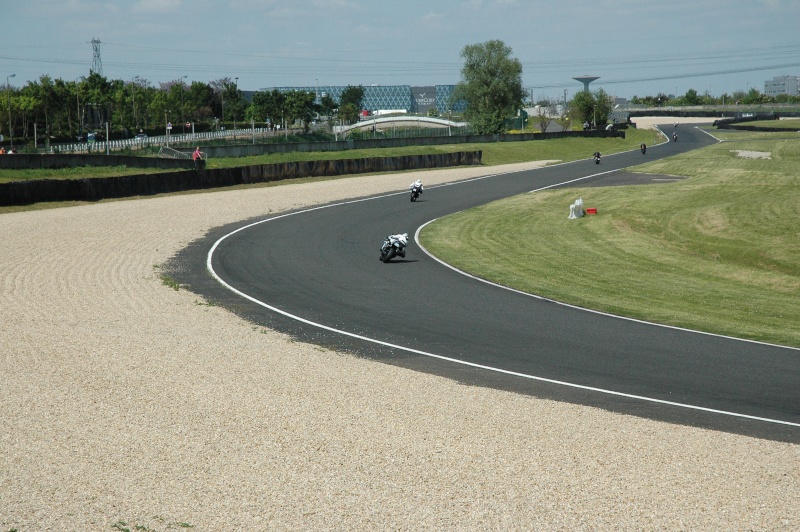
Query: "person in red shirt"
192 147 202 169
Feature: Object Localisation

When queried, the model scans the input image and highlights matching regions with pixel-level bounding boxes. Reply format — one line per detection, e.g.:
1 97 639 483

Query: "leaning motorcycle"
380 233 408 263
410 183 423 202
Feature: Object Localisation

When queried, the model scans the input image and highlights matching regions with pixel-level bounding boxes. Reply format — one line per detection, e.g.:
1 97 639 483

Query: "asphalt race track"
173 124 799 443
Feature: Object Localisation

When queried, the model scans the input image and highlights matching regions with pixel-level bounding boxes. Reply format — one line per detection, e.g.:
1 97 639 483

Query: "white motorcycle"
410 180 423 202
380 233 408 263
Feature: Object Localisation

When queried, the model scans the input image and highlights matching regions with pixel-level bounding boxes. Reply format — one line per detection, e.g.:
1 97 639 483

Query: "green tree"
209 77 243 127
570 88 613 128
535 100 556 133
337 103 359 125
81 71 112 130
250 89 285 127
339 85 365 110
452 39 523 134
571 89 595 127
319 94 337 127
336 85 364 125
185 81 216 127
741 87 765 105
284 90 317 132
683 88 701 106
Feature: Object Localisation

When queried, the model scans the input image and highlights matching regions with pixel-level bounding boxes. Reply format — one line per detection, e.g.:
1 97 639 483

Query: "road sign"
167 122 172 130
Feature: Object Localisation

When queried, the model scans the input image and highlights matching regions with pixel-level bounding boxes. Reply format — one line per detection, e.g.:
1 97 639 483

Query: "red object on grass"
586 208 597 215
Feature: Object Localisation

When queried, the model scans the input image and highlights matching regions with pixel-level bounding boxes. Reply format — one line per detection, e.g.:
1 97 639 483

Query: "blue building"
261 84 466 114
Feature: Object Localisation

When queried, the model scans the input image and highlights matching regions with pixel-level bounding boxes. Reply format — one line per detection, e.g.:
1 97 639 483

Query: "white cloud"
422 11 445 25
130 0 182 15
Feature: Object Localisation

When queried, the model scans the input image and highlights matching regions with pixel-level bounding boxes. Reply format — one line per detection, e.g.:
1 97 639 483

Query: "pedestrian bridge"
334 116 467 134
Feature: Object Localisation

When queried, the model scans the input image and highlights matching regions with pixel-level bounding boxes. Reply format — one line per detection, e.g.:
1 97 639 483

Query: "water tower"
573 75 600 92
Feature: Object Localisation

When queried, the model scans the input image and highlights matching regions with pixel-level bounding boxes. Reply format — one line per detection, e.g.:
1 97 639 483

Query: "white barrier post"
568 197 585 219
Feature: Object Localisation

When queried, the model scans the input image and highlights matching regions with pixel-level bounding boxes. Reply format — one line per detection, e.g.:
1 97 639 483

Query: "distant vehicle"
135 133 148 141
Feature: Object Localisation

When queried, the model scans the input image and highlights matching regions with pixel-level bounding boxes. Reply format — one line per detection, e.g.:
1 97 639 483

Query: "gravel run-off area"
2 118 798 530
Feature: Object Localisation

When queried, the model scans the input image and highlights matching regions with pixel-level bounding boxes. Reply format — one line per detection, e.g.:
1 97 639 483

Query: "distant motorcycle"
380 233 408 263
410 180 423 202
640 143 647 154
672 132 678 142
593 151 601 164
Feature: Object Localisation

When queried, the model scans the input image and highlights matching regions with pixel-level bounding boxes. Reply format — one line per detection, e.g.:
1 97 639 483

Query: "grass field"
421 129 800 347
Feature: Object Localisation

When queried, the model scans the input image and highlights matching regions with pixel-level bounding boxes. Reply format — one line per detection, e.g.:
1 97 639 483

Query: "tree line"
630 87 800 107
2 72 368 145
9 40 790 146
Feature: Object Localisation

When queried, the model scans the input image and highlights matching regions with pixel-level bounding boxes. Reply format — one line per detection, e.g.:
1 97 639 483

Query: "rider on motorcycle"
380 233 408 261
409 179 424 202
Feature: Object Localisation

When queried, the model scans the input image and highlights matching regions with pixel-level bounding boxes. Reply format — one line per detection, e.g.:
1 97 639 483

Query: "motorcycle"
410 180 423 202
672 132 678 142
380 233 408 263
640 144 647 154
593 152 601 164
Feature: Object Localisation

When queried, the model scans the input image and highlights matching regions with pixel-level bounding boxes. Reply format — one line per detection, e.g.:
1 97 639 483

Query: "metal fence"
43 123 475 155
46 127 275 155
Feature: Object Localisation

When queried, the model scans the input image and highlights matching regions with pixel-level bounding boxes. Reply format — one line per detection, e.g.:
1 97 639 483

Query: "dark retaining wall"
0 154 194 170
0 151 481 206
712 114 800 132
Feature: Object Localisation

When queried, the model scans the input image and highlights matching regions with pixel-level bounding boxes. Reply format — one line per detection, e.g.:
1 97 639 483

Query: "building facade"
764 75 800 97
261 84 466 114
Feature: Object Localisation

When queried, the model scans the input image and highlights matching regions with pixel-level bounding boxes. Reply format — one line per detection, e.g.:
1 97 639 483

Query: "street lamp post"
234 77 238 132
76 77 82 141
132 76 140 131
181 75 187 129
7 73 15 148
165 110 171 147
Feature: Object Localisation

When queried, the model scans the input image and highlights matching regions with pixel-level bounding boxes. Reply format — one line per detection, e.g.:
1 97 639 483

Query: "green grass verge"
205 128 659 168
420 132 800 347
0 165 178 184
737 119 800 129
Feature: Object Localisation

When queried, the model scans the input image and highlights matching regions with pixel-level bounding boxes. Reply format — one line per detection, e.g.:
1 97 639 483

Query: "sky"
2 0 799 101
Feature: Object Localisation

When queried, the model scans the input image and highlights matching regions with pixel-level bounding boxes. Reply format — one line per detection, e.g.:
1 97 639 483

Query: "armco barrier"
0 151 481 206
